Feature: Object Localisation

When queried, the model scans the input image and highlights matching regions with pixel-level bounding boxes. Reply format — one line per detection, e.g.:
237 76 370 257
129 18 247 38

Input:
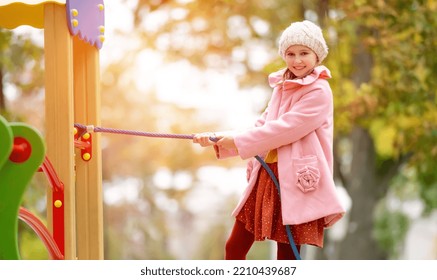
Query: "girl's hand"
193 132 219 147
216 134 237 151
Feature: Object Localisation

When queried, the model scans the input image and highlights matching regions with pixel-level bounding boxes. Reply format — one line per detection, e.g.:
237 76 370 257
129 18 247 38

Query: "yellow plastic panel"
0 0 65 29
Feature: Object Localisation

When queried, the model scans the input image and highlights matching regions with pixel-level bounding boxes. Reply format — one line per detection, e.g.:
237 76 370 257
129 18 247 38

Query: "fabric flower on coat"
296 166 320 193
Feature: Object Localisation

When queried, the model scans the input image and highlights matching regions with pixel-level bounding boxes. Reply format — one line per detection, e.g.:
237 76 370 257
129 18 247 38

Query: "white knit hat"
278 20 328 63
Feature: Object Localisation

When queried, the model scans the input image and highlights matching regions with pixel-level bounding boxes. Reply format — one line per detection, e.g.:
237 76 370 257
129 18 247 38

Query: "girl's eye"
301 52 309 56
287 52 295 56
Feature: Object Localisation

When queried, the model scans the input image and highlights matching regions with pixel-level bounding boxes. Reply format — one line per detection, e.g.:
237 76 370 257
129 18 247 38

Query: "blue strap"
255 155 302 260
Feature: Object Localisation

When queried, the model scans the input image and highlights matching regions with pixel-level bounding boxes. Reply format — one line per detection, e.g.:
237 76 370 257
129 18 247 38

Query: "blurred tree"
0 28 44 115
126 0 437 260
99 42 243 258
328 0 437 259
132 0 305 86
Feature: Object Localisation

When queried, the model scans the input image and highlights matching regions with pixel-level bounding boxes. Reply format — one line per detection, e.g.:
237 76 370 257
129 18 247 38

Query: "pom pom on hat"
278 20 328 63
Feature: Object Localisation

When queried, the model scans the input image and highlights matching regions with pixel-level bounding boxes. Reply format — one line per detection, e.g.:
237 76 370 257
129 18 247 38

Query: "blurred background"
1 0 436 260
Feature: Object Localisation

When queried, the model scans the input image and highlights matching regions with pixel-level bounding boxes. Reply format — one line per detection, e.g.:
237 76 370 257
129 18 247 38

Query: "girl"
193 20 345 260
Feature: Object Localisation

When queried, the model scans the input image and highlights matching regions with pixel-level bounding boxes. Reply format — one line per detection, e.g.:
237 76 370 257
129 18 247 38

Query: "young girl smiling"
193 20 345 260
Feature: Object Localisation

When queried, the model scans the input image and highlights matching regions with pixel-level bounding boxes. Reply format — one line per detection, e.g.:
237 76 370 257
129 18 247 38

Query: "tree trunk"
337 127 388 259
335 25 390 259
316 0 329 27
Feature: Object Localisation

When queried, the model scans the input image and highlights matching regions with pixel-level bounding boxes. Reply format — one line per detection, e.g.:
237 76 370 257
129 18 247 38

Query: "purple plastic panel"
66 0 105 49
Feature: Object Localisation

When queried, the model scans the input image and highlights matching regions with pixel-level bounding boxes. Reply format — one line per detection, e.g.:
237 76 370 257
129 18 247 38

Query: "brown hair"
282 68 297 80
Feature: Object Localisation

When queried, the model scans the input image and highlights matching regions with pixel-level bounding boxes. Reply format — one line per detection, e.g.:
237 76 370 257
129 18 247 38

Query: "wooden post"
44 3 76 260
73 36 104 259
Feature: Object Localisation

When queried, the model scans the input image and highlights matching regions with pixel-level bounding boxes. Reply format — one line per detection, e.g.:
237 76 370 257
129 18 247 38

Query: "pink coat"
215 66 345 227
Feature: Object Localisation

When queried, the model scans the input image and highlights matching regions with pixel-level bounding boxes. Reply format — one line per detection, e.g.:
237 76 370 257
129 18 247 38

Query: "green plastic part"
0 116 13 172
0 117 45 260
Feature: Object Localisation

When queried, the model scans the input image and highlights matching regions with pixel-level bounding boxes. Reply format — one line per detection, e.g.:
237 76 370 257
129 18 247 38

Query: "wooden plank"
73 36 104 260
43 3 76 260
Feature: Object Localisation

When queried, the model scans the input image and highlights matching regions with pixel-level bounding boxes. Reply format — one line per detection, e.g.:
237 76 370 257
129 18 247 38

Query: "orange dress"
235 153 325 247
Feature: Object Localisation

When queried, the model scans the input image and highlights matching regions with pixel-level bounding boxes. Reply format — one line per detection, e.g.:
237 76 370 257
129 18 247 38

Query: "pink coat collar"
268 65 332 89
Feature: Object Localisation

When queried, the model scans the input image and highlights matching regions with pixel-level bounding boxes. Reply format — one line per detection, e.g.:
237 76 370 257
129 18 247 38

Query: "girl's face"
284 45 318 78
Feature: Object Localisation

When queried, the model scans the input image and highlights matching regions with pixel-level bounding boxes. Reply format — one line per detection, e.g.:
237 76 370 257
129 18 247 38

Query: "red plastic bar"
37 156 65 256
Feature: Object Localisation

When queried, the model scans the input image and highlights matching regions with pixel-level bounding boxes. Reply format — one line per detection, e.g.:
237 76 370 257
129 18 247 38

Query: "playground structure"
0 0 105 260
0 115 64 260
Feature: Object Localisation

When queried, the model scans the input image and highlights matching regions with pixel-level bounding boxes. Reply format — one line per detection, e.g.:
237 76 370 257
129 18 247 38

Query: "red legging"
225 219 300 260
